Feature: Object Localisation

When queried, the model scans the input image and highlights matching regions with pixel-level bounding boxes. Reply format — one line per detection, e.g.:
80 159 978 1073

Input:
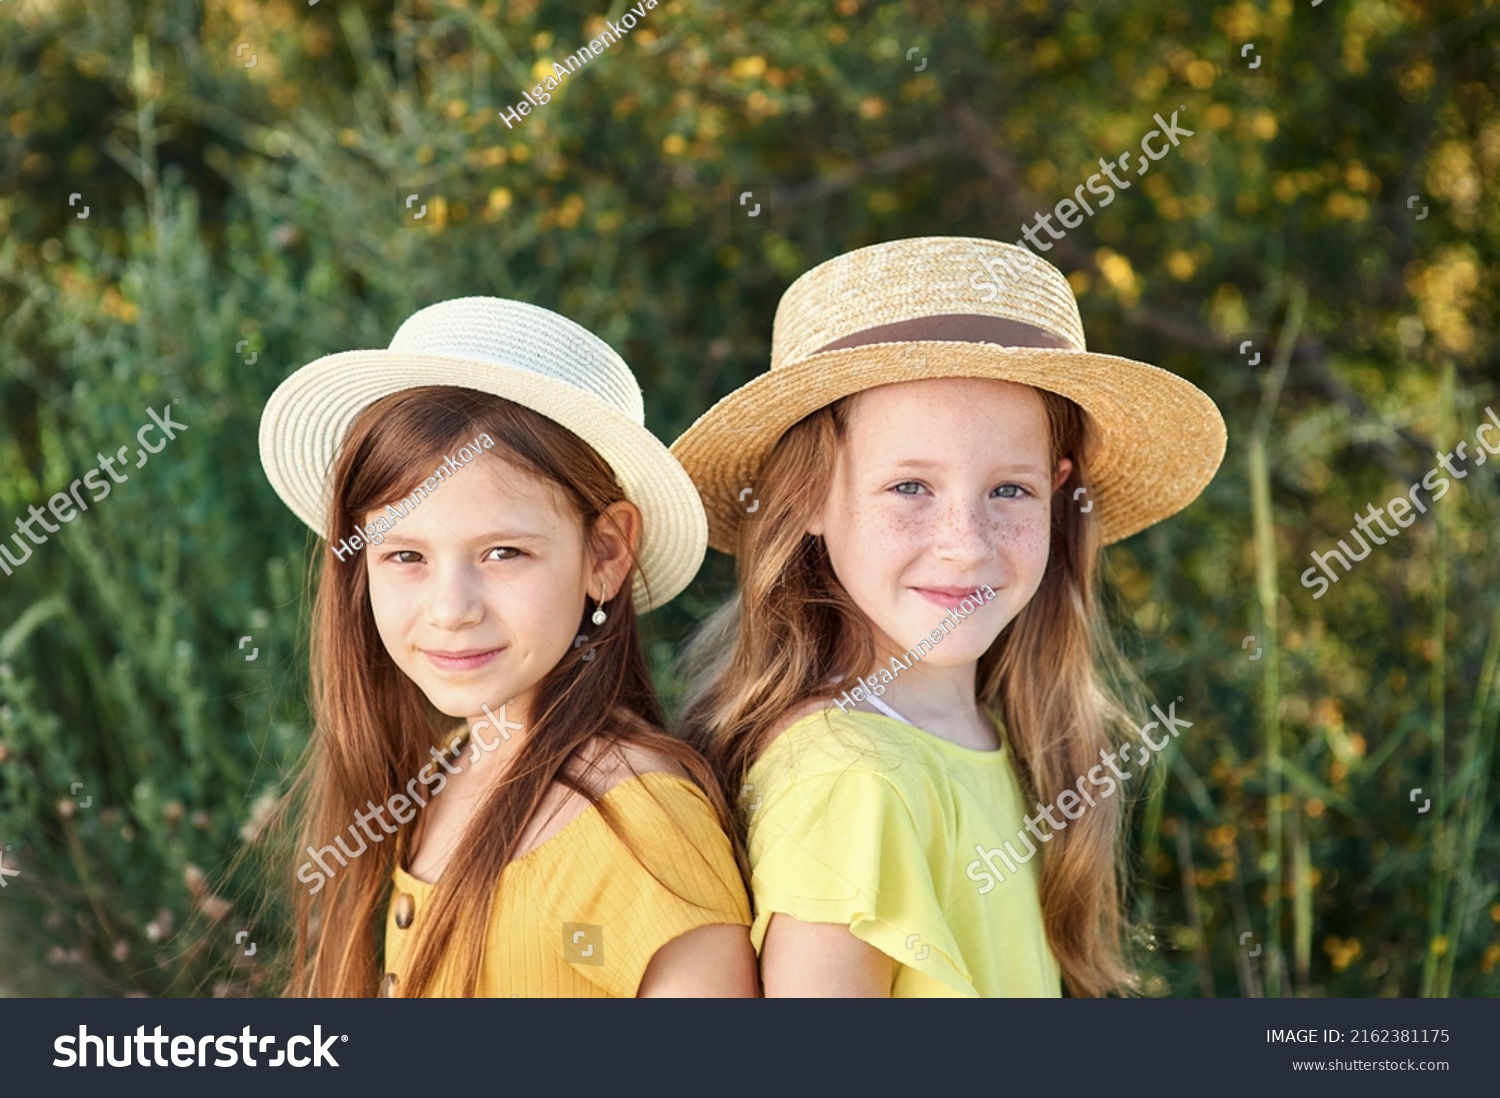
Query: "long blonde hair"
678 385 1143 997
274 386 746 997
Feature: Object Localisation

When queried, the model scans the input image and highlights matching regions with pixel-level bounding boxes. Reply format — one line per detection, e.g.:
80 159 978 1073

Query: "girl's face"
807 377 1071 669
364 451 636 725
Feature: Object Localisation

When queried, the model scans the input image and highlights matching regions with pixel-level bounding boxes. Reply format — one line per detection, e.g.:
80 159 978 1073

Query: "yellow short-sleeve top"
382 769 750 997
745 708 1062 998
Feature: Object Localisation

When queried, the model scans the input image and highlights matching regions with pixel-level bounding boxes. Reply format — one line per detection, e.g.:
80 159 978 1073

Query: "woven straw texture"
672 236 1227 554
258 297 707 612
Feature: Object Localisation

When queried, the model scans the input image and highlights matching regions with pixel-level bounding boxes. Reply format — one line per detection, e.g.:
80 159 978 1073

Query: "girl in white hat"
259 297 755 997
674 237 1226 997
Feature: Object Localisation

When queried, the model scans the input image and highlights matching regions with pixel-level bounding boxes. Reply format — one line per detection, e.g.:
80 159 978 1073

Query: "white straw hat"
258 296 706 612
672 236 1227 552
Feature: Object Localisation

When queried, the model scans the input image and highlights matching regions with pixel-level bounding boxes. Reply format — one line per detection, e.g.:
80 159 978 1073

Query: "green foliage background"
0 0 1496 997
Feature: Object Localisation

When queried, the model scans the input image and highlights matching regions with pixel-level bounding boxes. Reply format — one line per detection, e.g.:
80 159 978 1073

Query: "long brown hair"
678 385 1144 997
276 386 745 997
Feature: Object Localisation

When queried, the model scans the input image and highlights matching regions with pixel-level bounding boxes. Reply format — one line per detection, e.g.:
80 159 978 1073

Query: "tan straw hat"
259 296 707 612
672 235 1226 553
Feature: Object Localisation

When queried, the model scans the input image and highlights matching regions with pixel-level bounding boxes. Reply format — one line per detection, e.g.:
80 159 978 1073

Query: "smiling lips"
912 586 989 611
422 647 504 672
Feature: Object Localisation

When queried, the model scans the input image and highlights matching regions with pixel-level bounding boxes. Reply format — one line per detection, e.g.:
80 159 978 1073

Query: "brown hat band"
813 313 1078 355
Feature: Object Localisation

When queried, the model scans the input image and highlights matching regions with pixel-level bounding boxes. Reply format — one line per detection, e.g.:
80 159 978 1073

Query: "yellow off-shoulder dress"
380 770 750 997
745 707 1063 997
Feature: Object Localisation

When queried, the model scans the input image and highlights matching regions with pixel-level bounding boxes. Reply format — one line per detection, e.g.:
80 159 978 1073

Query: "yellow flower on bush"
101 287 138 323
484 188 513 222
731 56 766 79
1323 936 1362 972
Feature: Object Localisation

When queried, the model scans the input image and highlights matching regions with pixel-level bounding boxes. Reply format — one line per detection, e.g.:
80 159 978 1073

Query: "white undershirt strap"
862 692 914 726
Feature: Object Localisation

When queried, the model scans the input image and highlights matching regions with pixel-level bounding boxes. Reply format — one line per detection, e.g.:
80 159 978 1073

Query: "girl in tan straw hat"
675 236 1226 997
258 296 755 997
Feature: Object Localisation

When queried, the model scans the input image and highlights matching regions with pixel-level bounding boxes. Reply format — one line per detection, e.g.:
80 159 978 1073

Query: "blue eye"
993 484 1029 499
893 481 925 496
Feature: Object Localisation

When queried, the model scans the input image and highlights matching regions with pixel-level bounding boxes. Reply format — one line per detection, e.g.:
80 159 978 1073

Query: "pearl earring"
591 597 607 627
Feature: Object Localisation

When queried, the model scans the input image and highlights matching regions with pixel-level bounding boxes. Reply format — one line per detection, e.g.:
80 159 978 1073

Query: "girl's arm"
637 923 760 997
760 913 894 997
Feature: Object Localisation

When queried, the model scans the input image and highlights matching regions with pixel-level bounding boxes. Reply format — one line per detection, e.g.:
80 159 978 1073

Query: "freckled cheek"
857 497 940 546
995 511 1053 574
833 511 925 576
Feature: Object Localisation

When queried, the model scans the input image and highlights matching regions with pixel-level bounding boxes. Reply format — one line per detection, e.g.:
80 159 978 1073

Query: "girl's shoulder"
758 698 835 755
752 700 911 779
511 731 697 860
571 730 694 790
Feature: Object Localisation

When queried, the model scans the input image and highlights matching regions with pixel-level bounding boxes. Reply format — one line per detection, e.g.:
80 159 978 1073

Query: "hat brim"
259 350 707 613
671 341 1227 554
